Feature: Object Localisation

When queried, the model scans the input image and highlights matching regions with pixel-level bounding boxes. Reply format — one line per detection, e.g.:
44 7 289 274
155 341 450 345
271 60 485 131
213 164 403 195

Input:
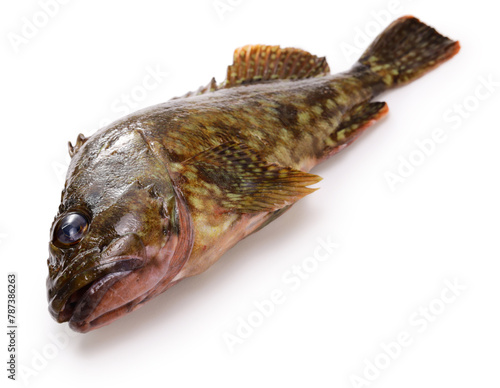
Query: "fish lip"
49 257 143 323
68 271 133 330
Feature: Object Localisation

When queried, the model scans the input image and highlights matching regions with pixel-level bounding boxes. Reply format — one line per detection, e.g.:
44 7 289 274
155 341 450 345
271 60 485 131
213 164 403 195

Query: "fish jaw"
52 260 142 325
68 249 167 333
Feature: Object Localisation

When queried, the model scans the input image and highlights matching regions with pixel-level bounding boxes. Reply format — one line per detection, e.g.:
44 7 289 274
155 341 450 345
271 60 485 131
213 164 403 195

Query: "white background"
1 0 499 387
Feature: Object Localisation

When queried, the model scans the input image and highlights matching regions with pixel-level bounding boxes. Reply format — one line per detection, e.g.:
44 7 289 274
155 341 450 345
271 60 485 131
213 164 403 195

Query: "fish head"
47 126 193 332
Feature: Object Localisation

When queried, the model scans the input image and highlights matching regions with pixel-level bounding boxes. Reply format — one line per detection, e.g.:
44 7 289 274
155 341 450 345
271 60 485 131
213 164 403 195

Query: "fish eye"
53 212 89 247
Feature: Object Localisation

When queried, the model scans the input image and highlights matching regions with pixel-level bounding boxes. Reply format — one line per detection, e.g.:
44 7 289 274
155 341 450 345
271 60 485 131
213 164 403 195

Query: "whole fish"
47 16 459 332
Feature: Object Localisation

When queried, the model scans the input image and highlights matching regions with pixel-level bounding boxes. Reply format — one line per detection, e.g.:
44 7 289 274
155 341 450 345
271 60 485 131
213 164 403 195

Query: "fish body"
47 16 459 332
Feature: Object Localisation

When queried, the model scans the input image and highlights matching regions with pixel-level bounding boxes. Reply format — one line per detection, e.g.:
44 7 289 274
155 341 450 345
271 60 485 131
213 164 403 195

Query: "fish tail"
355 16 460 92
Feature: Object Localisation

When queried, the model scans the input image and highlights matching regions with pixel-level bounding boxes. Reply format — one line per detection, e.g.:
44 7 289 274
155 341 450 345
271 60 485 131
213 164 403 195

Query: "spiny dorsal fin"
68 133 88 158
175 142 322 213
223 45 330 87
171 77 217 100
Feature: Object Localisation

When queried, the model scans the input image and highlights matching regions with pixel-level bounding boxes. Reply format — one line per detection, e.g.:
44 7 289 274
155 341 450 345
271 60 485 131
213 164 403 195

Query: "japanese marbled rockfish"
47 16 459 332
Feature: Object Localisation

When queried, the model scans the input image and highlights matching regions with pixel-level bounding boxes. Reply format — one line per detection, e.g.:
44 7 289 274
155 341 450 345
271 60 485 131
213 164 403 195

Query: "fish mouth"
49 258 143 329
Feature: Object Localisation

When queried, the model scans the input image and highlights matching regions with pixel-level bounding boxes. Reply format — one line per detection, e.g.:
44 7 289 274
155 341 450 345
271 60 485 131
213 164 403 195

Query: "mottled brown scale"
47 16 460 332
144 75 366 172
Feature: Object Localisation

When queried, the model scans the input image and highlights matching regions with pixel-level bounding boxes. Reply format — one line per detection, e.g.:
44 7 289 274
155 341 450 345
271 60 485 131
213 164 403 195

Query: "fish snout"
47 233 147 325
48 258 144 324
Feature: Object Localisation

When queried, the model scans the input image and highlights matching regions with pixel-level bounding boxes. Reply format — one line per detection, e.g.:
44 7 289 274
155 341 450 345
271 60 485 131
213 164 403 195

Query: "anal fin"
323 101 388 159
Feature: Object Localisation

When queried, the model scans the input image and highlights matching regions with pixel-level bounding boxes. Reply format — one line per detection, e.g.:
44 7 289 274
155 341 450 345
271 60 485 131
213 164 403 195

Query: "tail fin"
357 16 460 90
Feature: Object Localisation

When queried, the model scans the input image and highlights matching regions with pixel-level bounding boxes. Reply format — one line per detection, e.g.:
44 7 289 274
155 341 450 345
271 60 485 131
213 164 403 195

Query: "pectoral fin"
174 142 322 214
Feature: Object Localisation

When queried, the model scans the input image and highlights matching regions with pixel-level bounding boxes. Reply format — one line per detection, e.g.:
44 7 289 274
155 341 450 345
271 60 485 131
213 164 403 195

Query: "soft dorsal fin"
172 45 330 99
223 45 330 87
